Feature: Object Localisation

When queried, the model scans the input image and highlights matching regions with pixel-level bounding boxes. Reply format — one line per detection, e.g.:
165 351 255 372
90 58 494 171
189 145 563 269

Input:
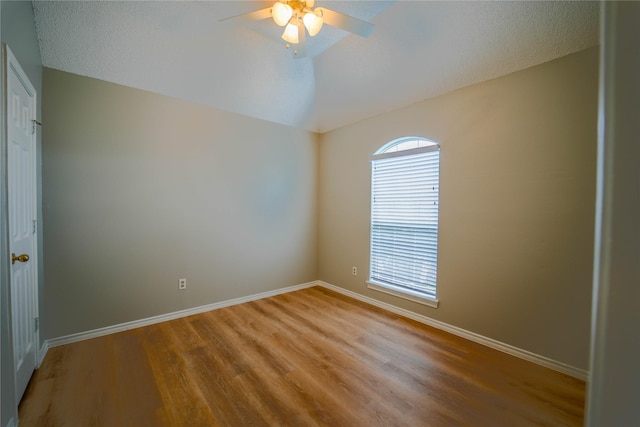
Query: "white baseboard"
40 279 587 381
317 280 589 381
38 340 49 366
44 281 317 349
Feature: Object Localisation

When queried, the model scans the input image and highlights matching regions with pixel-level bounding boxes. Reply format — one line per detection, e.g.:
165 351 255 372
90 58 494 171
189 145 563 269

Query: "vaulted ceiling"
33 1 599 133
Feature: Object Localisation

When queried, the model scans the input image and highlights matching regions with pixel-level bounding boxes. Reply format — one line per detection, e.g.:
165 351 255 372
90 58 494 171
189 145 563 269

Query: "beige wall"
43 47 598 372
318 47 599 370
42 69 318 339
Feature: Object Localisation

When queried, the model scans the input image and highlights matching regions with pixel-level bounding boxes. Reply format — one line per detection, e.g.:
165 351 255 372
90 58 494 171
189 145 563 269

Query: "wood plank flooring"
19 286 585 426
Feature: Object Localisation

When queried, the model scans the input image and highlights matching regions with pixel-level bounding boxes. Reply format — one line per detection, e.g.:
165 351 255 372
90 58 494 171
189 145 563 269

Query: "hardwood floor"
19 286 585 426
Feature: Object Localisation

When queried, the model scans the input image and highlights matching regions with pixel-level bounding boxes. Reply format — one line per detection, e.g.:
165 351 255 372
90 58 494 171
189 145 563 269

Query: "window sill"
367 280 439 308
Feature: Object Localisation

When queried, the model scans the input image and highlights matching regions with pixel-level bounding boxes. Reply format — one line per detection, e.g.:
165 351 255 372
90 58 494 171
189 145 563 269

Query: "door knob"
11 253 29 265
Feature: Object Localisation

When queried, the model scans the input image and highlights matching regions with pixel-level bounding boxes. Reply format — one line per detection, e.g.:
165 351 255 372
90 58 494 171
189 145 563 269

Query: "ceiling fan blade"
220 7 272 24
316 7 374 38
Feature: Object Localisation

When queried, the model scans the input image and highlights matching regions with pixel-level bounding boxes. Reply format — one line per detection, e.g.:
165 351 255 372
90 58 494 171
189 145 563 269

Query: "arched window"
368 137 440 307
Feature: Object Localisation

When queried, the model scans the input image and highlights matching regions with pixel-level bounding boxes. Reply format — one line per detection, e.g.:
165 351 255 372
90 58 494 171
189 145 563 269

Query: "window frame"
367 137 440 308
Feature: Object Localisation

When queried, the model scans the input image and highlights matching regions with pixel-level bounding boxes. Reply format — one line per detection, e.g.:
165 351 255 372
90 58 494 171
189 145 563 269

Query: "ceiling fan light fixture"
221 0 374 58
272 1 293 27
282 19 299 44
303 9 323 36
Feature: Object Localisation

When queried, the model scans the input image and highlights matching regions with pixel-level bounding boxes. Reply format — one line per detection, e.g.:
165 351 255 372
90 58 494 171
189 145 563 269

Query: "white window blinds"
370 144 440 300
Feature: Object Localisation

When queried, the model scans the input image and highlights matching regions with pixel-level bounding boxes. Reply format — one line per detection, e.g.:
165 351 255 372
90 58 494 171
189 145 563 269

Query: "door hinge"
35 317 39 333
32 119 42 135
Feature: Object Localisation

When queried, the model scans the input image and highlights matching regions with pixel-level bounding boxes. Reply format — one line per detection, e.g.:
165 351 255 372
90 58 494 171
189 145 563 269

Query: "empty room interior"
1 1 639 426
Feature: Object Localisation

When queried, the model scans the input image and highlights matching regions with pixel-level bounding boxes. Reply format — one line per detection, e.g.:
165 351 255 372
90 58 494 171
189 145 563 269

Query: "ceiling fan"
221 1 374 58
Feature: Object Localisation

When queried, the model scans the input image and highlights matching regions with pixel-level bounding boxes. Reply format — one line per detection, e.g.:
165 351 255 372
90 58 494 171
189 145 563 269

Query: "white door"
5 45 39 401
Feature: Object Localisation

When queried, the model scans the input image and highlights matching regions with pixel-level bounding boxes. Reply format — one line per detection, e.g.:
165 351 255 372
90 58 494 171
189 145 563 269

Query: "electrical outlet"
352 266 358 276
178 278 187 290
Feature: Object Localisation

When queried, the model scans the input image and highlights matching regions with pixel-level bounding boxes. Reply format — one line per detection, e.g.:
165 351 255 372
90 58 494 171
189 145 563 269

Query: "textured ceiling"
33 1 599 133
